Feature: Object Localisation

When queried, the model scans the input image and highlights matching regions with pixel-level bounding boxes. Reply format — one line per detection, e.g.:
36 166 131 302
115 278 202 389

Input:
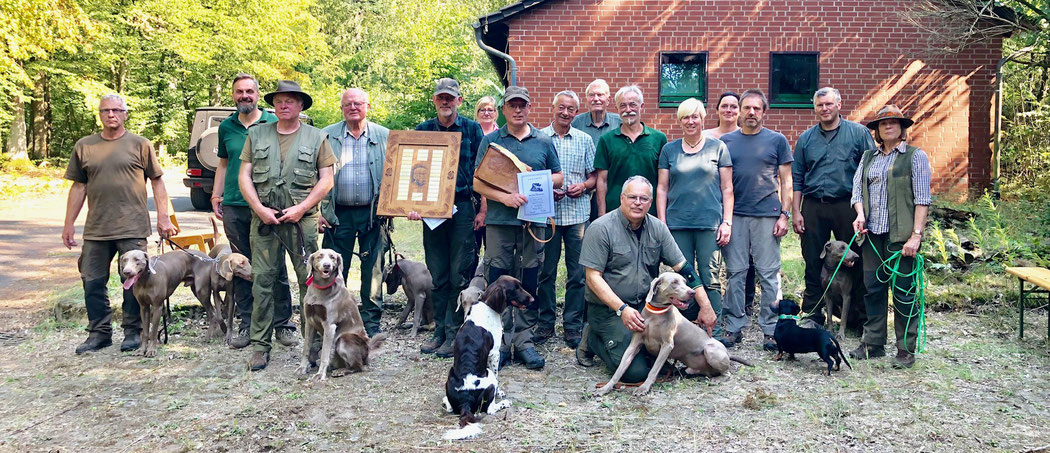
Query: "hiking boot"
247 350 270 371
434 337 455 358
421 335 445 354
718 331 743 348
75 333 112 355
576 324 595 367
533 326 555 345
120 331 141 352
366 326 383 338
762 335 778 352
564 329 582 349
515 347 545 370
275 328 298 347
848 343 886 360
499 349 511 370
230 325 251 349
893 348 916 369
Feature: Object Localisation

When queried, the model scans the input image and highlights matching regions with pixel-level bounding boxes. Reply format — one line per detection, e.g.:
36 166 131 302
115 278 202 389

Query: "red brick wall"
501 0 1000 197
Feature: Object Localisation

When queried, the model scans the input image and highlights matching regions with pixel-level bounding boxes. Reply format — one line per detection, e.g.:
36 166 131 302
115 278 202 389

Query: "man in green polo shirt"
594 85 666 216
579 176 716 383
211 73 296 349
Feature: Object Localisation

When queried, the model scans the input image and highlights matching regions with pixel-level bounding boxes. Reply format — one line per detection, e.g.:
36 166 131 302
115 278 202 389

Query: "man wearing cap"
473 85 563 370
594 85 666 216
239 80 337 371
210 73 297 349
319 88 390 338
406 78 484 357
790 87 876 327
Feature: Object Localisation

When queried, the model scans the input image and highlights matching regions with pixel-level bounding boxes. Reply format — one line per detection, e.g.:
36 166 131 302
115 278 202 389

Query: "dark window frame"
769 51 820 109
657 51 709 109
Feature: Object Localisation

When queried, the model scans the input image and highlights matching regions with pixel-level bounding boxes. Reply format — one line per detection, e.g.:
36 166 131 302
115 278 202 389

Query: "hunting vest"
247 122 326 214
860 144 918 244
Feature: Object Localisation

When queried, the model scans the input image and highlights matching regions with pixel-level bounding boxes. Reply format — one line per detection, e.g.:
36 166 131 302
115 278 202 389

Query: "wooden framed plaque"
376 130 461 218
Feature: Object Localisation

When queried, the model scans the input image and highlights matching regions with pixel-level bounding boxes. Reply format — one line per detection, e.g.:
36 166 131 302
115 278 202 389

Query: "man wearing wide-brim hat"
848 104 931 369
238 80 339 371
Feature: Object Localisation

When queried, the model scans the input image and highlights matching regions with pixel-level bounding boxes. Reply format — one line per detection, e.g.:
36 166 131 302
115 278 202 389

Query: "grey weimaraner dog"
119 249 203 357
300 249 385 381
205 244 253 344
456 260 487 314
595 273 751 397
383 256 435 337
820 240 860 339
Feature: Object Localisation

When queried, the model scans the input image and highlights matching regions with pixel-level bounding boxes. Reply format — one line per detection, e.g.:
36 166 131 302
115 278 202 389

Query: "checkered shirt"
850 141 932 234
334 127 372 206
541 125 595 226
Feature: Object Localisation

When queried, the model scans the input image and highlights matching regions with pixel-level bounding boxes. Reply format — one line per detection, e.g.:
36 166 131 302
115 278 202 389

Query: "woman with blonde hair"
475 96 499 136
657 97 733 333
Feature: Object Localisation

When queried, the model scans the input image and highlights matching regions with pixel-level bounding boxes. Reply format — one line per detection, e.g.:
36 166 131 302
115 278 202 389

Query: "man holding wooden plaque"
473 85 564 370
406 78 485 358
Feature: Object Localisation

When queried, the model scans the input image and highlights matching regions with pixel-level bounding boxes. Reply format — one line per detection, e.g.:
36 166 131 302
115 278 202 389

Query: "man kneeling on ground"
578 176 717 383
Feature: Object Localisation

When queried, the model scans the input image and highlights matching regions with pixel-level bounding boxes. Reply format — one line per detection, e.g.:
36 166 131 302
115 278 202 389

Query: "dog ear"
482 279 506 312
147 256 158 275
820 243 830 260
335 252 344 280
645 277 662 304
219 259 234 281
307 250 320 279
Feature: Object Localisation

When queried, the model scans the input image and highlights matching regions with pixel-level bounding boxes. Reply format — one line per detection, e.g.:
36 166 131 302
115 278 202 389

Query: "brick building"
474 0 1004 195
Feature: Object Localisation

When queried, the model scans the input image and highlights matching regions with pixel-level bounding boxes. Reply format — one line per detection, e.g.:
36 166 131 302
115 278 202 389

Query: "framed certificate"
376 130 461 218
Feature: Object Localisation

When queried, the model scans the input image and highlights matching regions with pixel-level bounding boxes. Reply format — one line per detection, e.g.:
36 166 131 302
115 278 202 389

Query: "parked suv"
183 107 311 210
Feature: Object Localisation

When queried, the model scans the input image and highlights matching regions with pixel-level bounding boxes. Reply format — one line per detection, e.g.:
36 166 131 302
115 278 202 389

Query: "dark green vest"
247 122 326 214
860 145 917 244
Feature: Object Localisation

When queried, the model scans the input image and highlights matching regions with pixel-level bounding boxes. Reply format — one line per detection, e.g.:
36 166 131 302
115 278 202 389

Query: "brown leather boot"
893 348 915 368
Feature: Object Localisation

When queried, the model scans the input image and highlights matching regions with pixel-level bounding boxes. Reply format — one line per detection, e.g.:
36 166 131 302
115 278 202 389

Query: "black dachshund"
772 298 852 376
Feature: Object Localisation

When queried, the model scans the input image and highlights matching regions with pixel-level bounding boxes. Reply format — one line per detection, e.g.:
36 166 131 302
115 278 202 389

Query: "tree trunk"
29 72 51 160
6 96 28 161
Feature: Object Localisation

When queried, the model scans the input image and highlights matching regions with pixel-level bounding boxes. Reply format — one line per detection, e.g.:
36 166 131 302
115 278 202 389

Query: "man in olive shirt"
579 176 716 383
211 73 296 349
791 87 876 325
594 85 666 216
63 94 178 355
238 81 337 371
473 85 563 370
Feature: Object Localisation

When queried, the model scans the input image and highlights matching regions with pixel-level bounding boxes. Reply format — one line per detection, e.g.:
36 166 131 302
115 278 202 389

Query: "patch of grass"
742 387 776 410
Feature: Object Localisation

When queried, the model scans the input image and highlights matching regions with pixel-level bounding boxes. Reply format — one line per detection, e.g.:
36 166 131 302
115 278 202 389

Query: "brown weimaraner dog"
119 249 202 357
594 273 752 397
820 240 860 340
205 244 253 344
383 256 434 337
299 249 386 381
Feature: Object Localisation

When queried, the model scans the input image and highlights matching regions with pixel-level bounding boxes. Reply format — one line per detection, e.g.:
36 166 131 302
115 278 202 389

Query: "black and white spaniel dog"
442 275 532 440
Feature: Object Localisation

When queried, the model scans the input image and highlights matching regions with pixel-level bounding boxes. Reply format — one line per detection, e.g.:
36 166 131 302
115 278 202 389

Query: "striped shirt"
540 125 595 226
850 141 932 235
335 127 372 206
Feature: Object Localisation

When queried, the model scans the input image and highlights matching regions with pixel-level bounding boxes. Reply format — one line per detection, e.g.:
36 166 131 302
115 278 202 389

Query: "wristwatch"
722 220 732 227
616 303 628 317
913 229 923 236
780 211 791 220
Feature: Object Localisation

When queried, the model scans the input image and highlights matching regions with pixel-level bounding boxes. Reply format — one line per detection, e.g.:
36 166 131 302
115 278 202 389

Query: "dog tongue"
123 273 140 290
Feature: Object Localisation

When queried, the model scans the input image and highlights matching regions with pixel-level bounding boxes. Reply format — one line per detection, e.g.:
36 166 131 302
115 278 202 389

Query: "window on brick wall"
769 52 819 108
659 52 707 108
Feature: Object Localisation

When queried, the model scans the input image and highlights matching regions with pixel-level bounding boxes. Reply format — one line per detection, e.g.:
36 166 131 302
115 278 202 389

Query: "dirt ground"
1 287 1049 452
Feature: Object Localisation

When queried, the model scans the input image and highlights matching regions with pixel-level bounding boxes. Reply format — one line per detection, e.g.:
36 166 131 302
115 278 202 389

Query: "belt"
335 203 371 210
804 195 851 204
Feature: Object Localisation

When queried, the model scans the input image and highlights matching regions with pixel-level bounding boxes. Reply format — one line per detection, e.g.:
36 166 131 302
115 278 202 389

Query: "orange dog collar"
645 302 670 314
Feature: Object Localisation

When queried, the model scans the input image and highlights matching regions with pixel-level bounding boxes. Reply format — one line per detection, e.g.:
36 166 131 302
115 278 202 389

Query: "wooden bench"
1005 267 1050 340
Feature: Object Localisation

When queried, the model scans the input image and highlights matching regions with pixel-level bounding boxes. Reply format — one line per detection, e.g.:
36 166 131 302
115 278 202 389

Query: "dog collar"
645 302 671 314
305 275 335 290
778 315 799 320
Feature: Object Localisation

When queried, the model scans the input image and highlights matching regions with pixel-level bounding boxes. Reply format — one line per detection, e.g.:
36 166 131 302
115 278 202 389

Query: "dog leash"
863 239 928 354
161 237 220 264
257 204 308 266
799 231 859 322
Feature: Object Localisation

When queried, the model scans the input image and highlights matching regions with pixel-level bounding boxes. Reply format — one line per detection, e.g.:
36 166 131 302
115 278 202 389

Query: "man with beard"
719 89 793 351
537 90 595 348
791 87 875 326
594 85 666 216
211 73 296 349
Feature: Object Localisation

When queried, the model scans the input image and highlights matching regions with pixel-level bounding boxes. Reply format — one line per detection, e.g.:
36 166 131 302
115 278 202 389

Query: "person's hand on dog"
852 213 868 235
902 233 921 257
695 298 716 337
621 306 645 332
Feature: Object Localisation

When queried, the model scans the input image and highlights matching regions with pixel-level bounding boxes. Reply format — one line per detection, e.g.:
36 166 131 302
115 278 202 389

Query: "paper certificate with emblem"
516 170 555 222
376 130 461 218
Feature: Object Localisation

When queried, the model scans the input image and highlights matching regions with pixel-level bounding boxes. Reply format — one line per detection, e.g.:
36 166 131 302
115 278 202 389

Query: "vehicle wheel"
190 187 211 211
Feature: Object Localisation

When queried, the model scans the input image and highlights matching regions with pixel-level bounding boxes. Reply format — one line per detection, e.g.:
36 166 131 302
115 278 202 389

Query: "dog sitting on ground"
119 249 202 357
383 256 435 337
442 276 529 440
594 273 752 397
299 249 386 380
206 244 253 345
820 240 861 339
773 298 851 376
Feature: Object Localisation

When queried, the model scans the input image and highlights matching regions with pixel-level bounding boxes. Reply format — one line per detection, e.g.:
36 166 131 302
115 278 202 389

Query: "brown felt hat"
264 80 313 111
866 104 914 130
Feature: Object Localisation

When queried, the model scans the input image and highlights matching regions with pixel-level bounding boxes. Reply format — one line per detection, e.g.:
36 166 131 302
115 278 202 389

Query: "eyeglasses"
99 108 127 114
477 108 496 114
341 102 368 109
625 194 651 204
